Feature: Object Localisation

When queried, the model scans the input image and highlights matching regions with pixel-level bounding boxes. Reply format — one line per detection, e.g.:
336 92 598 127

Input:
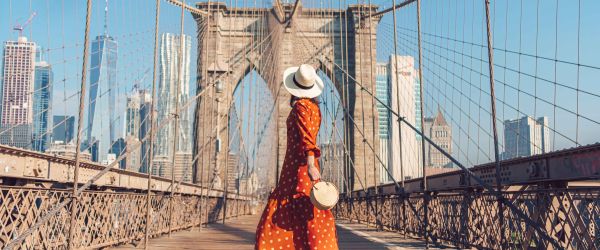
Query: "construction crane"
13 12 37 37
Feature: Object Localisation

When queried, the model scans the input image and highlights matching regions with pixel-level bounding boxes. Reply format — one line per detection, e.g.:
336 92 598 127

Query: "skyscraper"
86 35 117 162
124 136 141 172
374 56 422 183
138 90 152 173
375 63 391 183
123 88 152 172
389 55 420 180
110 137 126 168
423 108 453 168
32 60 53 152
0 37 36 149
503 116 551 159
52 115 75 143
155 33 192 178
1 37 36 126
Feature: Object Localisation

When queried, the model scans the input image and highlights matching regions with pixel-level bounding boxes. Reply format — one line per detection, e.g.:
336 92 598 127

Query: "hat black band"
293 75 314 90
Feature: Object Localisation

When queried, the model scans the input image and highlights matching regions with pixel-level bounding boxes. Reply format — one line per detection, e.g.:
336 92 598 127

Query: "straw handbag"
310 181 339 210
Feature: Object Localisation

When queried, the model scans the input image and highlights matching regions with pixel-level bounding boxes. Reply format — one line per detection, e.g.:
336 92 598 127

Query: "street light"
215 80 224 93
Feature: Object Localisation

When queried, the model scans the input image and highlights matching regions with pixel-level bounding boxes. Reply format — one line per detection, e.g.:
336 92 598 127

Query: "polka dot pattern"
255 99 338 250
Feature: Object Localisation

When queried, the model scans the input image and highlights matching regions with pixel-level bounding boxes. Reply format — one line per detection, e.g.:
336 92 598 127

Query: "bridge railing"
335 143 600 249
0 145 256 249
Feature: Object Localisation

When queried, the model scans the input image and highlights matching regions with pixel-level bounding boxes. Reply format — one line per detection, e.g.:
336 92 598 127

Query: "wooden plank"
111 214 446 249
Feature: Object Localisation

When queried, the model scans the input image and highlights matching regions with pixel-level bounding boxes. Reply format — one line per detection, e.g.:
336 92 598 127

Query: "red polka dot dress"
255 99 339 250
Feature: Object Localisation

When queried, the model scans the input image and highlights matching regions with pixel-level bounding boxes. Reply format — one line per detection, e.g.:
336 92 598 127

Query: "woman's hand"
307 154 321 181
308 166 321 181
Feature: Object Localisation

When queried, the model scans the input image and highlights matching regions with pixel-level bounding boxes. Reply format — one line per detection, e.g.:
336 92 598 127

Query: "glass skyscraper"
414 75 421 139
156 33 191 156
32 60 53 152
375 63 391 139
375 63 391 183
86 35 117 162
375 55 422 183
155 33 191 179
52 115 74 143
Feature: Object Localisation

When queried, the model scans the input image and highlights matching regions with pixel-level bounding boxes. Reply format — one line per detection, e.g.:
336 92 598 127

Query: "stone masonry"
192 2 381 191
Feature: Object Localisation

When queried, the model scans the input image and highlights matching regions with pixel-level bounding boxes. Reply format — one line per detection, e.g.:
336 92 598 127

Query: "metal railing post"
67 0 92 248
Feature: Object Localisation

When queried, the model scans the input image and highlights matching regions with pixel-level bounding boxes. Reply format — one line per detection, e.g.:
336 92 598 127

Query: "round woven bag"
310 181 339 210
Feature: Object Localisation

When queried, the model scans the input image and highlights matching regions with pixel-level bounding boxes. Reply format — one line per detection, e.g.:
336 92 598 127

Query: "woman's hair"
290 95 320 107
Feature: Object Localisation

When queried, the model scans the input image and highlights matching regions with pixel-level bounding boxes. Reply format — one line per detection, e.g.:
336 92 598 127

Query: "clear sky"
1 0 599 167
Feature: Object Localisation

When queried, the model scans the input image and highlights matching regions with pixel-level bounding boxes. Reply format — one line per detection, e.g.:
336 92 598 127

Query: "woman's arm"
307 154 321 181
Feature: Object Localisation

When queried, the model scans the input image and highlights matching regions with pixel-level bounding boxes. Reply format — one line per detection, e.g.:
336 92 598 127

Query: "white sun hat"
283 64 324 98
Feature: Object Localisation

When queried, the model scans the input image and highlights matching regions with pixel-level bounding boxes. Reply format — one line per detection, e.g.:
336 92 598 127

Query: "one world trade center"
86 34 117 162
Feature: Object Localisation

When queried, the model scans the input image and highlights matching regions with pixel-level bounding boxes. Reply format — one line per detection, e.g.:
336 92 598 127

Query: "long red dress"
255 99 339 250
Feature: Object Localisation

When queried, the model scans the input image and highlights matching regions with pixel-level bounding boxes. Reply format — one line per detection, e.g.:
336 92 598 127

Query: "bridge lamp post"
215 80 224 94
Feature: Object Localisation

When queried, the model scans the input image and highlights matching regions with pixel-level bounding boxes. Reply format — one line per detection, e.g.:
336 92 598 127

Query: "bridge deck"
112 214 439 250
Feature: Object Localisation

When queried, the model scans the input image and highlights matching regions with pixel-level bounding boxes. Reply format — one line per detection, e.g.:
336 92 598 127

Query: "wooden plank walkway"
112 214 445 250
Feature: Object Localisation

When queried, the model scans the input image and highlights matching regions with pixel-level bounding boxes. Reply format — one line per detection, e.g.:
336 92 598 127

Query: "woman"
255 64 339 250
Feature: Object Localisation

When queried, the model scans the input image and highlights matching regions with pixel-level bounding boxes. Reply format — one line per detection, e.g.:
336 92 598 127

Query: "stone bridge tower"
192 2 381 192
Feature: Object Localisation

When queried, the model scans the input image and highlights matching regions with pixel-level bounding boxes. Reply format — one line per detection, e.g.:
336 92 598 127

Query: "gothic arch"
192 2 382 191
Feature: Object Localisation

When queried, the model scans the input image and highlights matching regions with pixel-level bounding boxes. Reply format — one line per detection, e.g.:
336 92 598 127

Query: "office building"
388 55 420 180
156 33 192 160
0 124 32 149
423 108 453 168
375 63 391 183
52 115 75 143
174 151 193 183
319 142 345 190
86 35 118 162
226 153 240 192
0 37 37 149
138 90 152 173
374 55 423 183
125 88 152 172
32 60 53 152
110 137 126 169
151 152 192 182
1 37 36 125
123 136 141 172
82 139 99 162
503 116 551 159
152 155 171 177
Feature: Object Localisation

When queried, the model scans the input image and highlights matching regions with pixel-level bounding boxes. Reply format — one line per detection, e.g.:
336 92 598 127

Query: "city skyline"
0 1 598 171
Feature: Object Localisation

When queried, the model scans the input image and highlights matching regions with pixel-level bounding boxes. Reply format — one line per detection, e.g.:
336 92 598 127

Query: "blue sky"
1 0 599 167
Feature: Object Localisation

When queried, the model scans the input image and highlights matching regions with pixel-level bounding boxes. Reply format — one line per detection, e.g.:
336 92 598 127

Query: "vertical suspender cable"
144 0 161 247
68 0 92 248
390 0 407 236
366 0 379 229
169 0 186 237
203 0 216 227
221 0 235 225
415 0 428 247
199 0 213 229
484 0 505 247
